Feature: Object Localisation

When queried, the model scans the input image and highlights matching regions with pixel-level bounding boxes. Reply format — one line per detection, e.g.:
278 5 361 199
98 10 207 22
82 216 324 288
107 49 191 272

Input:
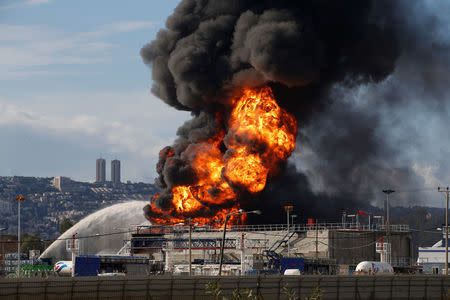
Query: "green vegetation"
206 281 260 300
20 233 44 253
303 286 323 300
18 265 54 278
205 281 222 300
205 281 323 300
59 218 75 234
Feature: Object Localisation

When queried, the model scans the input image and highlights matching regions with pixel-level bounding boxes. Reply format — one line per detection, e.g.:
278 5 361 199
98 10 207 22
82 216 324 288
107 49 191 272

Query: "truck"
55 255 149 277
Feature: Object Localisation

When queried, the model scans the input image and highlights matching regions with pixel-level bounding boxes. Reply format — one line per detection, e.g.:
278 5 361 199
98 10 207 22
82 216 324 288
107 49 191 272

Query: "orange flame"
148 87 297 226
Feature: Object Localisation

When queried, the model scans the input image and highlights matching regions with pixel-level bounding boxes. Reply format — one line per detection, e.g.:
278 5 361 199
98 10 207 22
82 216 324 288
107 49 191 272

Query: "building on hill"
111 160 121 187
52 176 86 193
96 158 106 183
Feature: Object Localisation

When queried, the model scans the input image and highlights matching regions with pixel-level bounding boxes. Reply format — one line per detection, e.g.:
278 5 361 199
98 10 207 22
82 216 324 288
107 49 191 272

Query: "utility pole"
382 190 394 264
219 210 260 276
315 219 319 259
218 214 231 276
14 196 25 278
438 187 449 275
188 218 192 276
284 206 293 257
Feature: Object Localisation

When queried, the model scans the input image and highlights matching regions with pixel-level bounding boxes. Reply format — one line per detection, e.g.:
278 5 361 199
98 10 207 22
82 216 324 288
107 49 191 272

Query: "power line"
318 239 380 250
0 224 444 246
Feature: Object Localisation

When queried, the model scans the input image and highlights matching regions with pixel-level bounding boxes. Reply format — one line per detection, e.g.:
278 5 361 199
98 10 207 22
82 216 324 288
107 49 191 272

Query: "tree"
20 233 44 253
59 218 74 234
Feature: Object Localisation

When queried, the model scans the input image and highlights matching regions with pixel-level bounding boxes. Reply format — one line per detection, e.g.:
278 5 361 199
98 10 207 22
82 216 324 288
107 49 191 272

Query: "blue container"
75 255 101 276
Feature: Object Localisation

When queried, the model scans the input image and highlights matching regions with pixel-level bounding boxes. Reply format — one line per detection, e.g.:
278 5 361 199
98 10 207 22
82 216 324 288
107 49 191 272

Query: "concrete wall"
0 275 448 300
292 230 329 258
329 230 412 266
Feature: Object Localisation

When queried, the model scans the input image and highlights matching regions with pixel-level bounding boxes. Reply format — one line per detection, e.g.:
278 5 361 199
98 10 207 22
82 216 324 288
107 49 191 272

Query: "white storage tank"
354 261 393 275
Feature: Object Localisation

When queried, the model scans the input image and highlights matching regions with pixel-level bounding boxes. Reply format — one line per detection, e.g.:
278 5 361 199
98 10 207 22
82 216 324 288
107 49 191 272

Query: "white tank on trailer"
54 261 73 276
354 261 393 275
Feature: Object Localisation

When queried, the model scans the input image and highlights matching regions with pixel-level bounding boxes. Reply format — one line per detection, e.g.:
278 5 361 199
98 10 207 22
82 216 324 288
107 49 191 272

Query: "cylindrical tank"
54 261 73 276
355 261 393 275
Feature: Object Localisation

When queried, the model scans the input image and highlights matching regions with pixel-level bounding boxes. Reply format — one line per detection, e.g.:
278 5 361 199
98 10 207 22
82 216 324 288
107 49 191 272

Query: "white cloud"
0 90 190 180
85 21 156 38
108 21 155 32
0 69 96 80
25 0 52 4
0 97 182 157
0 21 154 78
0 0 53 10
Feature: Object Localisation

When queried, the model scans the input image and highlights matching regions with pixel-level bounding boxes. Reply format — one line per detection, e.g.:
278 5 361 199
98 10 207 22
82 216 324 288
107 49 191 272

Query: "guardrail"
135 223 410 235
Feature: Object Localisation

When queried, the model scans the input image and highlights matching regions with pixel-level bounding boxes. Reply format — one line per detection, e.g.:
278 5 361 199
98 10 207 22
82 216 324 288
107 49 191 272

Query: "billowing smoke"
141 0 450 222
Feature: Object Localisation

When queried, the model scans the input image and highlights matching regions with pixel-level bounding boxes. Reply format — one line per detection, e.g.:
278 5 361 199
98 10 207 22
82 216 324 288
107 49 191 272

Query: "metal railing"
135 223 410 235
130 237 269 251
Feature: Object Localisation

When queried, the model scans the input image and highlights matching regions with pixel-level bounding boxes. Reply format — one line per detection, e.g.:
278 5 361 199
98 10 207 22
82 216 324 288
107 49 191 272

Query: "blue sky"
0 0 189 183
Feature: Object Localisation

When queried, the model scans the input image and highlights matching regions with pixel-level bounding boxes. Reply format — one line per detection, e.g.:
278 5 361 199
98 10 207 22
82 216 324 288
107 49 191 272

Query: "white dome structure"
40 201 149 261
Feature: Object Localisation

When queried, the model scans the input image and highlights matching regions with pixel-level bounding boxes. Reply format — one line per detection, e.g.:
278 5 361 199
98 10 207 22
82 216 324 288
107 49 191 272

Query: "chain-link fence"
0 275 448 300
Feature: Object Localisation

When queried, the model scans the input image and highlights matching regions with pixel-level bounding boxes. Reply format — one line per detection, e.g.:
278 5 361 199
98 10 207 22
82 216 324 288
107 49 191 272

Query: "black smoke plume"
142 0 449 222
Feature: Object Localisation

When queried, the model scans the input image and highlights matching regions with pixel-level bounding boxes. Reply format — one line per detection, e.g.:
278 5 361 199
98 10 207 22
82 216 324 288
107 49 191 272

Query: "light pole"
284 206 293 257
218 209 261 276
438 187 449 275
291 214 297 254
382 190 395 235
15 196 25 278
382 190 394 264
188 218 192 276
187 218 198 276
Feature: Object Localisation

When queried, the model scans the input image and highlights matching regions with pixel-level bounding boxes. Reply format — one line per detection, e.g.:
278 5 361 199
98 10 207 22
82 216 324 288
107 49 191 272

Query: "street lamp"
14 196 25 278
218 209 261 276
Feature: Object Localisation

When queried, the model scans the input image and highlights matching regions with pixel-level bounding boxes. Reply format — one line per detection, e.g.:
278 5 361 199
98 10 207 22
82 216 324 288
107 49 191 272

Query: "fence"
136 223 410 235
0 275 448 300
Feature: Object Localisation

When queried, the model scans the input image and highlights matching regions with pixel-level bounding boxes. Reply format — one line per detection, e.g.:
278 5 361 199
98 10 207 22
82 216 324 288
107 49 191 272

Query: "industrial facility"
128 216 413 276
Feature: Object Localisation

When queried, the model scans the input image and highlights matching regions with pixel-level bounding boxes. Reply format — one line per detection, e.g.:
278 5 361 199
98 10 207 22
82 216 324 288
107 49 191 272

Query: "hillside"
0 176 158 239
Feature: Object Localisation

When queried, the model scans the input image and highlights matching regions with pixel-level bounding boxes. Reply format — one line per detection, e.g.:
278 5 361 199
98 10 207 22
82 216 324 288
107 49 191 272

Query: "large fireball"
145 87 297 226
